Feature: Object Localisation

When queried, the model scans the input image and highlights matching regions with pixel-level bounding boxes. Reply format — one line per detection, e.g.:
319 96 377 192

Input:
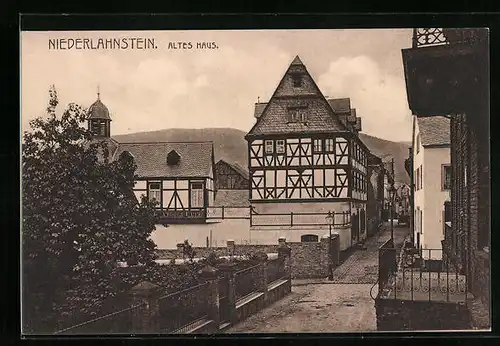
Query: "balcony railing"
377 245 470 304
412 28 489 48
413 28 448 48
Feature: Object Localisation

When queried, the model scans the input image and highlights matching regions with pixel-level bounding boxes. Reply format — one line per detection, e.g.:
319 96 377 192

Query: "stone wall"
375 298 471 331
156 236 340 280
155 244 279 260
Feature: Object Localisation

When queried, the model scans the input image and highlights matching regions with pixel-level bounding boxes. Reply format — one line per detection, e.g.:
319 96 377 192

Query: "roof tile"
112 142 213 178
417 116 450 146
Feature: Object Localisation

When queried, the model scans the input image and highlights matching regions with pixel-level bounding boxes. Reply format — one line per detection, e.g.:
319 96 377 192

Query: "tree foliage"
22 86 158 333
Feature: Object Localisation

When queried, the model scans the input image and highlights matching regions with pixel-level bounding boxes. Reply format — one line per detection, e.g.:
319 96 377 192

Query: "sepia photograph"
20 26 490 335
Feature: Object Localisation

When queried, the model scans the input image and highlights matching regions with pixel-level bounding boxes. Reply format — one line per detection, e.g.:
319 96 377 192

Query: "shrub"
205 251 219 266
182 240 196 262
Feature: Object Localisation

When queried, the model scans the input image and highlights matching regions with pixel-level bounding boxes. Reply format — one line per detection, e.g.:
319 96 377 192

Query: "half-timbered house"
245 56 370 248
87 93 216 224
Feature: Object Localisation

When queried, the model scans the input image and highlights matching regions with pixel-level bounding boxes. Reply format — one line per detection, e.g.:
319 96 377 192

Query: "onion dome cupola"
87 87 112 137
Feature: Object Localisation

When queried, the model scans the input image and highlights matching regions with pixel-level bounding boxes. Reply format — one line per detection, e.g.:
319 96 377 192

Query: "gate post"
253 252 269 306
199 265 220 330
219 262 237 325
278 238 292 292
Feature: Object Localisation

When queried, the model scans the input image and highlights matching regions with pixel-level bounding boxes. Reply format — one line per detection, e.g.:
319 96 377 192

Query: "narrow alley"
225 223 410 333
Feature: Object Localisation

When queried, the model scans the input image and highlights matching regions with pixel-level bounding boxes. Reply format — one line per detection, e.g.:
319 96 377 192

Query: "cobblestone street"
225 223 410 333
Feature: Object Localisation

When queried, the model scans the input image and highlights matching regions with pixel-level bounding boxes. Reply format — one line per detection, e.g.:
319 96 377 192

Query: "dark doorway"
352 211 360 243
301 234 319 242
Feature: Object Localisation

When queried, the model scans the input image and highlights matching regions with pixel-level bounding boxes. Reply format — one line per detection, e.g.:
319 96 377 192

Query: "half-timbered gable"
246 56 369 205
215 159 249 190
246 56 371 247
112 141 215 223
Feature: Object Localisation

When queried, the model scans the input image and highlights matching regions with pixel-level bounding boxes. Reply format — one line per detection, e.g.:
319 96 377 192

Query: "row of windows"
265 140 286 154
313 139 335 153
264 138 343 155
353 171 367 192
414 164 451 191
352 142 367 166
146 181 204 203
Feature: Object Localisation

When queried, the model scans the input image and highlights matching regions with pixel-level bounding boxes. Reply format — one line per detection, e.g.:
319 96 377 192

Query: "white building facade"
412 115 451 259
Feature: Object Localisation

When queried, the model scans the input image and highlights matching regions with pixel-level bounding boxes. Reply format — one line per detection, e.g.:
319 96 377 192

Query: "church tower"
87 88 111 137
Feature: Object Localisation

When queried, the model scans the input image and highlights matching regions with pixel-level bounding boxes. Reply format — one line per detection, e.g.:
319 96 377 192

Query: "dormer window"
289 108 306 123
292 74 303 87
167 150 181 165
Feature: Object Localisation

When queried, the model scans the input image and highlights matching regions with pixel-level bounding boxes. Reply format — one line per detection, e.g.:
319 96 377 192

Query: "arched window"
301 234 319 242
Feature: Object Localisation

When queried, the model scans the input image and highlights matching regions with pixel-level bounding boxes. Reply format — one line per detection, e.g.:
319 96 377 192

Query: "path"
225 223 410 333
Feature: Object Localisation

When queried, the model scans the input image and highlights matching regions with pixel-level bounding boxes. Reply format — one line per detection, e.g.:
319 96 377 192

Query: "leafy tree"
22 86 158 333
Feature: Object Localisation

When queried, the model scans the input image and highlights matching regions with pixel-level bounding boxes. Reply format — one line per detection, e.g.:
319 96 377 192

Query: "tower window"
100 121 106 136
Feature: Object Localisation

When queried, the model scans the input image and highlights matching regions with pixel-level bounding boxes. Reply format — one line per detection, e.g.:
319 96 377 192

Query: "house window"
442 165 452 190
292 74 303 87
190 182 204 208
313 139 322 152
276 140 285 154
148 182 161 203
419 165 423 189
265 140 274 154
325 139 334 152
420 210 423 234
416 134 420 154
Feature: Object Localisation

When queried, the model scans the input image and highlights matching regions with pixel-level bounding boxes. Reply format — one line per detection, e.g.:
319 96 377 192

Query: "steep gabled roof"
112 142 214 178
246 55 350 137
417 116 450 147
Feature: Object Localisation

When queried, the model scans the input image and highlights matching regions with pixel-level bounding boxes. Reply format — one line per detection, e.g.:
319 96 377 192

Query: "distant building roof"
214 190 249 207
417 116 451 147
112 142 214 178
231 162 250 180
216 159 249 180
254 102 267 119
327 98 351 113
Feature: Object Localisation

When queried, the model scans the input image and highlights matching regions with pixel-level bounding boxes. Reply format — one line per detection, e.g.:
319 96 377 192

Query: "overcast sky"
21 29 414 142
